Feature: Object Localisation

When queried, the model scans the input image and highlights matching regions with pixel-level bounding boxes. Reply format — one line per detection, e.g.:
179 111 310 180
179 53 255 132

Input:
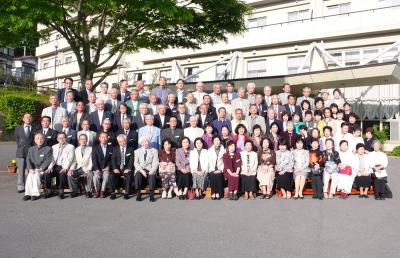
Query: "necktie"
144 149 147 161
81 147 85 157
24 126 29 137
125 130 129 136
120 148 125 170
56 146 64 164
102 145 106 157
43 129 47 135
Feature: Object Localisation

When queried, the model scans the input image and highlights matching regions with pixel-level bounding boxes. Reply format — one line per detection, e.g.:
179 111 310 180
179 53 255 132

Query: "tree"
1 0 250 88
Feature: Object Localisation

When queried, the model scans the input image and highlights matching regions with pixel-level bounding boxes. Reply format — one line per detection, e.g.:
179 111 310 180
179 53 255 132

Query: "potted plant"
7 159 17 174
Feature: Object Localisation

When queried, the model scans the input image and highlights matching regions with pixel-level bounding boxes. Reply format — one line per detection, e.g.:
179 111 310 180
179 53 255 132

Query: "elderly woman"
184 116 204 149
189 138 208 199
257 138 276 199
281 121 299 150
353 143 372 198
202 123 215 149
322 138 341 199
369 140 390 200
159 139 177 199
240 140 258 200
220 125 232 148
223 140 241 200
207 136 226 200
292 138 310 199
337 140 355 199
175 137 192 200
275 139 294 199
363 127 375 152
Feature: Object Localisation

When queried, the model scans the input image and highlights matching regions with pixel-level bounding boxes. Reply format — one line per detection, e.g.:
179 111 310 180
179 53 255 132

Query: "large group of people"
15 77 391 202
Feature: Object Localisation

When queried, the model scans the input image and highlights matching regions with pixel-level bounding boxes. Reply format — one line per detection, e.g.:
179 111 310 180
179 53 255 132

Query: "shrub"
372 124 388 144
392 146 400 156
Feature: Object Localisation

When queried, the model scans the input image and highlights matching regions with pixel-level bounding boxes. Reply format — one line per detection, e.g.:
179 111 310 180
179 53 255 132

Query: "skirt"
356 175 371 188
161 172 176 189
208 172 225 196
276 172 293 191
224 171 240 191
257 166 275 190
241 175 257 192
176 171 192 190
293 170 309 179
337 174 355 193
193 173 206 190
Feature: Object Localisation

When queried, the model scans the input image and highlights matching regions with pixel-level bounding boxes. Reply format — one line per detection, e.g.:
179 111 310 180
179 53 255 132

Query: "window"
344 50 360 66
287 55 310 74
160 70 172 83
65 56 72 64
216 63 230 80
184 66 199 82
248 16 267 28
327 3 351 16
377 0 400 7
134 72 146 83
247 59 267 77
327 52 343 69
288 9 309 22
43 62 49 69
363 49 379 64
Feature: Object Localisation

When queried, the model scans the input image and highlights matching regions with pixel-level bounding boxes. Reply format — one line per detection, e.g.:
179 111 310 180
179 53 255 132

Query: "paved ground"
0 143 399 258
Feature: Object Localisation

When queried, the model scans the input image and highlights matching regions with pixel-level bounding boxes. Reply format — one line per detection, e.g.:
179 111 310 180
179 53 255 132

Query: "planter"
7 165 17 174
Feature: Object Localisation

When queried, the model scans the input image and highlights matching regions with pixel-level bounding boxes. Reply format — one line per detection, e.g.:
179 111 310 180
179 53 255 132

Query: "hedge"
0 89 48 130
392 146 400 156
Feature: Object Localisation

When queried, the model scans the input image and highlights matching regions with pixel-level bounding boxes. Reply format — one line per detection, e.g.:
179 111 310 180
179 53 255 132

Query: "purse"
187 190 195 200
338 166 352 176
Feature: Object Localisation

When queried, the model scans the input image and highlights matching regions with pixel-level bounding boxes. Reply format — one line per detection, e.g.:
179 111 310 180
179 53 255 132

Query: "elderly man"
15 113 37 193
197 103 214 128
231 87 250 119
119 118 138 149
269 94 286 120
132 103 149 130
77 120 96 147
23 133 52 201
192 81 207 104
109 134 135 200
95 118 117 147
57 77 79 103
246 104 267 135
89 99 113 132
41 95 67 132
263 85 273 107
138 114 161 149
147 93 159 115
70 100 90 131
136 80 150 103
297 86 315 108
184 116 204 148
166 93 178 117
278 83 291 105
209 83 222 105
118 79 131 102
151 76 171 104
69 134 93 198
212 107 232 136
284 94 302 119
215 93 233 120
92 132 113 198
231 108 249 135
246 82 256 104
86 92 97 114
78 79 93 104
162 116 184 148
45 132 75 199
176 103 190 129
125 89 142 116
185 92 198 116
255 93 268 117
106 88 121 114
265 108 283 133
61 91 77 116
134 137 159 202
174 79 187 104
154 104 170 130
60 117 77 146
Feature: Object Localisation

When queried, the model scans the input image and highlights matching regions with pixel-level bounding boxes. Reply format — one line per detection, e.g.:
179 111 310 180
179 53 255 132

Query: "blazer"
95 130 117 147
71 146 93 171
189 149 208 173
26 145 53 171
231 98 250 118
125 100 142 116
111 146 135 171
161 127 184 148
61 101 77 116
41 106 67 132
174 90 188 104
255 103 268 117
61 128 77 146
283 104 302 118
165 104 178 117
175 148 190 171
117 91 131 102
77 130 97 147
268 105 286 120
36 127 58 147
105 99 121 114
197 114 214 128
78 89 93 104
281 131 300 149
118 128 138 150
134 147 159 174
207 146 226 172
240 151 258 176
148 103 158 115
89 110 113 132
276 150 294 172
57 88 79 103
132 114 146 131
151 86 171 104
69 112 90 131
138 126 161 150
48 143 75 170
246 115 267 134
265 119 283 134
15 124 37 158
196 106 217 120
176 113 191 129
154 114 170 130
113 113 132 132
223 152 242 174
91 144 113 171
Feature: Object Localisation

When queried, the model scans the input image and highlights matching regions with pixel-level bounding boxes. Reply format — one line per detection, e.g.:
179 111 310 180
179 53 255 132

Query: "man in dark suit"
269 94 286 120
57 77 79 103
119 118 138 150
196 95 217 120
60 117 77 146
117 79 131 102
174 79 188 104
95 118 117 147
78 79 94 104
154 104 170 130
113 103 131 132
166 93 178 117
162 116 184 148
265 109 283 133
69 101 90 131
131 103 148 131
255 94 268 118
92 132 113 198
89 99 113 132
109 134 135 200
284 94 302 119
37 116 58 147
197 103 215 128
15 113 37 193
176 103 190 129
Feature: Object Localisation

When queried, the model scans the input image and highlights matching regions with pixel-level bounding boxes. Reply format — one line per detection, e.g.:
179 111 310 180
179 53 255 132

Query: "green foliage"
392 146 400 156
372 124 388 144
0 0 250 87
0 88 47 130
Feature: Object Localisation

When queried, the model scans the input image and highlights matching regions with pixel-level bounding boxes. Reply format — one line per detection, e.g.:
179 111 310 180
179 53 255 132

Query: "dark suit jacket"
89 110 113 132
111 146 135 171
161 127 184 148
132 114 146 131
36 127 58 147
78 89 93 104
15 125 37 158
113 114 132 132
69 112 90 131
57 88 79 103
196 106 217 120
197 114 214 128
154 114 170 130
63 128 77 146
92 144 113 171
176 113 191 129
255 103 268 117
117 91 131 102
166 104 178 117
265 119 283 134
118 128 138 150
174 90 188 104
283 104 302 119
281 131 300 149
95 130 117 147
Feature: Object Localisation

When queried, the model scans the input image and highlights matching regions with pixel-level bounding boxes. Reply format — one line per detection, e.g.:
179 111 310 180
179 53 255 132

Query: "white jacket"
71 146 93 171
240 151 258 176
49 143 75 170
207 146 226 172
189 149 209 173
